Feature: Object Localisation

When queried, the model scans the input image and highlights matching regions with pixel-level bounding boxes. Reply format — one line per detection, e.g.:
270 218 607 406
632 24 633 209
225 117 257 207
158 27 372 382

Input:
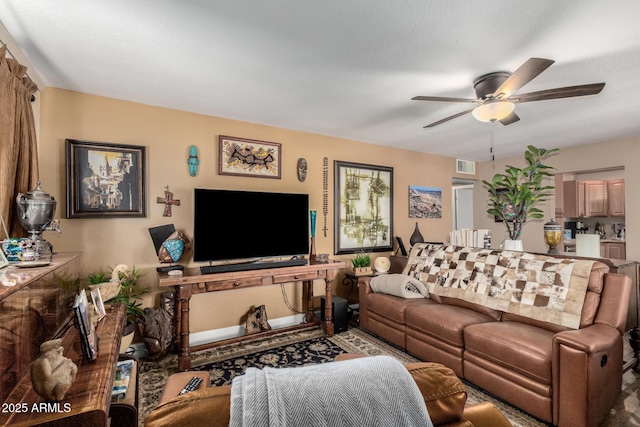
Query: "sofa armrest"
445 402 512 427
595 272 631 335
358 276 374 329
552 324 623 427
145 385 231 427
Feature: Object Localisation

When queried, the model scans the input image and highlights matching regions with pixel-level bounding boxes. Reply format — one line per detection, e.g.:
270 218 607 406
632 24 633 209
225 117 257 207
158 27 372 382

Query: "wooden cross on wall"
157 186 180 217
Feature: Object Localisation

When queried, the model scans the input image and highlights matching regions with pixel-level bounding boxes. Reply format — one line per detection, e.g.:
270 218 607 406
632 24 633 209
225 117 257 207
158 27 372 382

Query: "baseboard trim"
189 314 306 347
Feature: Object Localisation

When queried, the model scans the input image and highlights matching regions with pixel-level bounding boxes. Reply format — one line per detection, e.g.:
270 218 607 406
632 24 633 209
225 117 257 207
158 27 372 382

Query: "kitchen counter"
564 238 625 244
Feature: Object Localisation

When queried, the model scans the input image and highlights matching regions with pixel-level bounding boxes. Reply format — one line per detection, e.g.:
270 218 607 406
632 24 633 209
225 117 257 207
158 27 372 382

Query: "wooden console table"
0 303 129 426
158 261 345 371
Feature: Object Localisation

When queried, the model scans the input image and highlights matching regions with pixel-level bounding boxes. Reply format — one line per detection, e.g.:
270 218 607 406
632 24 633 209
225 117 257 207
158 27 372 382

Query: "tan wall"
37 88 463 332
475 137 640 260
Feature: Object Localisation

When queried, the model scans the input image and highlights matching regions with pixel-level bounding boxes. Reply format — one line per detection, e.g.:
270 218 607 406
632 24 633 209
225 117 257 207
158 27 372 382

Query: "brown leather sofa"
145 360 512 427
359 245 632 427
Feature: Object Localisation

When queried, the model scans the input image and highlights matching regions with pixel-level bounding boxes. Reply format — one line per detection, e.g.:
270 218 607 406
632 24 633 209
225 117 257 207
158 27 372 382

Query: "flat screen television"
193 188 309 264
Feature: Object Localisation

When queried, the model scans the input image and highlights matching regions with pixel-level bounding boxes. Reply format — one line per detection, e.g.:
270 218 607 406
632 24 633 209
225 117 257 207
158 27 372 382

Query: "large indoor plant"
483 145 558 244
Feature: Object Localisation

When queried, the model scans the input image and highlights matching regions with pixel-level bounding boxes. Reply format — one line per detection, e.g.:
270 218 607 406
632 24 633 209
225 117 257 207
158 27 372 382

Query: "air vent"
456 159 476 175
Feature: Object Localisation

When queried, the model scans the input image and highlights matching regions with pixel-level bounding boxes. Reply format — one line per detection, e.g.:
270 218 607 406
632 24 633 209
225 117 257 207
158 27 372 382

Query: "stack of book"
448 229 492 248
112 359 134 401
73 291 98 361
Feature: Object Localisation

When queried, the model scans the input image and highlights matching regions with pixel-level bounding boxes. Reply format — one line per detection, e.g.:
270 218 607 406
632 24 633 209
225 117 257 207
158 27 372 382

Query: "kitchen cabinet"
563 179 624 218
584 180 607 217
601 242 626 259
607 179 625 216
563 180 585 217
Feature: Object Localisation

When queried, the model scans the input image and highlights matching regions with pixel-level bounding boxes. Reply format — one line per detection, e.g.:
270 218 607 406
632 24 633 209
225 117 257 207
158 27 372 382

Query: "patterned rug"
138 327 640 426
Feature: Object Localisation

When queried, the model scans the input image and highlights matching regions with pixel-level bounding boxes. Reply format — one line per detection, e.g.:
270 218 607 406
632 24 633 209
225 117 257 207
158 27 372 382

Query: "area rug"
138 327 639 426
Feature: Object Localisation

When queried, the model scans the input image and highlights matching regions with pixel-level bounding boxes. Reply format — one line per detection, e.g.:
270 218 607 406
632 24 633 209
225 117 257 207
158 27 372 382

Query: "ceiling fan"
413 58 605 128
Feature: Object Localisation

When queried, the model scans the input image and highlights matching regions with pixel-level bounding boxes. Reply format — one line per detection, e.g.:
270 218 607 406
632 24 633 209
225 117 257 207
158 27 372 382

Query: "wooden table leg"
323 278 334 336
305 280 315 323
176 284 192 371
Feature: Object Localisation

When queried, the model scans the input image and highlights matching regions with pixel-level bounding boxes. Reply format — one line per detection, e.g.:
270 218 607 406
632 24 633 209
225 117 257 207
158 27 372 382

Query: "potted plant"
483 145 558 249
350 250 372 276
87 265 147 352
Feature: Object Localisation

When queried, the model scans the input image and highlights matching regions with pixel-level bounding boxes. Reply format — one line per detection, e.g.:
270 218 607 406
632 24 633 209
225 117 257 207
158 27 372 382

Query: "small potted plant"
87 265 147 352
350 250 372 276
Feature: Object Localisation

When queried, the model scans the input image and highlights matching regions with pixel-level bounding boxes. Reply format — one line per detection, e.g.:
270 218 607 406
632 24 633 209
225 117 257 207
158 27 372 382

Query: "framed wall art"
218 135 281 179
409 185 442 219
66 139 146 218
334 161 393 254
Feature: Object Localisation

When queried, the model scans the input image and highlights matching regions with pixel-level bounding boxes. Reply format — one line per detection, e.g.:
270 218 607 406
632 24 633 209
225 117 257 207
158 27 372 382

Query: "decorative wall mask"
297 158 308 182
187 145 199 177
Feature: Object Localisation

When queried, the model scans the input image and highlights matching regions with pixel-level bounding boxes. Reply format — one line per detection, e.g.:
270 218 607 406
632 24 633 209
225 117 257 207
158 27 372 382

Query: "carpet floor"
138 327 640 426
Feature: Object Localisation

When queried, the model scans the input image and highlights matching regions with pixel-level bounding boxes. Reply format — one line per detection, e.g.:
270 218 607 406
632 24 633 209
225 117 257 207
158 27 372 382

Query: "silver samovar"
16 182 61 260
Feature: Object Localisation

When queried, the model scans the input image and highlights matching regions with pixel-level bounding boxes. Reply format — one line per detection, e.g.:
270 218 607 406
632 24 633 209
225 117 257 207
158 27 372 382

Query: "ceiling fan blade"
423 108 475 128
510 83 606 103
412 95 480 103
499 111 520 126
493 58 555 98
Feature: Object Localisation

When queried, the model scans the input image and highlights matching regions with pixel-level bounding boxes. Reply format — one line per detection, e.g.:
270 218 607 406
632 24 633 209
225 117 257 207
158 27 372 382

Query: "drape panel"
0 44 39 239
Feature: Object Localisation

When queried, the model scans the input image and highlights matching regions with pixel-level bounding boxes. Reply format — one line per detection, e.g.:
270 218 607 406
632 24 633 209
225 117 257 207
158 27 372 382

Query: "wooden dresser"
0 253 135 426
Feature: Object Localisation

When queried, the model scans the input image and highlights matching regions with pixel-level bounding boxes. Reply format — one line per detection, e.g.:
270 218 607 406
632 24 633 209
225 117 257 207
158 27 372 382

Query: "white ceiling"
2 1 640 161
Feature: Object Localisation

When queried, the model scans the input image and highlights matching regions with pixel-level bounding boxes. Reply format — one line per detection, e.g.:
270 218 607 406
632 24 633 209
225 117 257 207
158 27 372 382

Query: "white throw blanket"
370 274 430 298
230 355 433 427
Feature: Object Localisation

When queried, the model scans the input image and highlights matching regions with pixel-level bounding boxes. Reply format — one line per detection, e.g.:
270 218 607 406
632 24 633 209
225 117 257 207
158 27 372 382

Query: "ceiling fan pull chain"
490 121 496 161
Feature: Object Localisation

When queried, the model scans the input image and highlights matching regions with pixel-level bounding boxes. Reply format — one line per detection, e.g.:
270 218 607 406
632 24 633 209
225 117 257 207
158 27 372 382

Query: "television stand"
158 260 345 371
200 258 307 274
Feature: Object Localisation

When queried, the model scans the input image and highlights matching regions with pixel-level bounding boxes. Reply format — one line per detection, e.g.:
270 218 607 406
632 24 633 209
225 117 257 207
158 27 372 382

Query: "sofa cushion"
367 292 428 324
439 296 502 321
405 303 496 348
464 321 554 384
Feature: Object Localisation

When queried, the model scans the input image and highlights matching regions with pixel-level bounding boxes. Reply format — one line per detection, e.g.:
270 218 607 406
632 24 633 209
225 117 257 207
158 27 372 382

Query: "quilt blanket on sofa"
404 244 595 329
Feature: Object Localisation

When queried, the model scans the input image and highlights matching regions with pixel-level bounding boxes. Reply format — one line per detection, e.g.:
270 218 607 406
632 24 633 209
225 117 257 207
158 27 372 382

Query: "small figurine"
244 305 271 335
138 292 174 361
187 145 199 177
30 339 78 401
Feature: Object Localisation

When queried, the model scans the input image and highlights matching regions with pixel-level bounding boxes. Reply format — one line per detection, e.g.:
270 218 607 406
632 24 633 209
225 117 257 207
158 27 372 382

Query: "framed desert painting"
66 139 146 218
334 161 393 254
218 135 281 178
409 185 442 218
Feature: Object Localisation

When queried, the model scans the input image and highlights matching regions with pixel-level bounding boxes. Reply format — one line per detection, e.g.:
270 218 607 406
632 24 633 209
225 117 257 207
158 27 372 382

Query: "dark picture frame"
218 135 282 179
334 161 393 254
66 139 146 218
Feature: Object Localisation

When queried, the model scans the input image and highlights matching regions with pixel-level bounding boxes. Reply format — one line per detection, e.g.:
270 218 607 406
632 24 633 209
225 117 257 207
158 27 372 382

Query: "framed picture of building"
334 161 393 254
66 139 146 218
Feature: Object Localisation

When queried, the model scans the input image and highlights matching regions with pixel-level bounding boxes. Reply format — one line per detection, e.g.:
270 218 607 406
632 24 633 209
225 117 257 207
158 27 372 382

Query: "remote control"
178 376 204 395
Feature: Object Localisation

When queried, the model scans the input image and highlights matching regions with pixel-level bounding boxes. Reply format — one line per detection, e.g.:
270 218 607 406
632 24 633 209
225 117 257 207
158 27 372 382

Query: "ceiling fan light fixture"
472 101 515 122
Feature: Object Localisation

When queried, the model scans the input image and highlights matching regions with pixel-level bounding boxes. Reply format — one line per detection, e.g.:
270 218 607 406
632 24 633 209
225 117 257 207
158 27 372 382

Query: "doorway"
452 179 474 230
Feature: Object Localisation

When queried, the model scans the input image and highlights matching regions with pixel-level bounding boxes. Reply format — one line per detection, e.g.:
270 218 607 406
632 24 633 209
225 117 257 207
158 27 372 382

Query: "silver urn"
16 182 60 260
